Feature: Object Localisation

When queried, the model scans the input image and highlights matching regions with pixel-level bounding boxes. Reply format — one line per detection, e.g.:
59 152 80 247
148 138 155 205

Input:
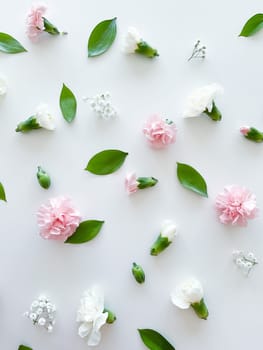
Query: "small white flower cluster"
188 40 206 61
83 92 118 120
24 295 56 332
232 250 258 276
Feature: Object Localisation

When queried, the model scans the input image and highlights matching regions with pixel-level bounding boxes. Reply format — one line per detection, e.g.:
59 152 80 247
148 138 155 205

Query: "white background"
1 0 263 349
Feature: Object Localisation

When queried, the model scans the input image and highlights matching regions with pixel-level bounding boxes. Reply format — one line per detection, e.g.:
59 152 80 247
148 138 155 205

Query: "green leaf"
88 17 117 57
85 149 128 175
176 162 208 197
138 329 175 350
0 33 27 53
65 220 104 244
0 182 7 202
239 13 263 37
59 83 77 123
18 346 32 350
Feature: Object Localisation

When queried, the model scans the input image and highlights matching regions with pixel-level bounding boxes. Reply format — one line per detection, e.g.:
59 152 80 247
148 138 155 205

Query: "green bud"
37 166 51 189
150 234 171 256
104 308 116 324
16 116 40 133
244 127 263 143
191 298 209 320
135 41 159 58
132 262 145 284
137 177 158 190
204 101 222 121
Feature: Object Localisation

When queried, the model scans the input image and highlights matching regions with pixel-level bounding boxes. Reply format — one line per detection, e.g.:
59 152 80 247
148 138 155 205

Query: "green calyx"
43 17 60 35
204 101 222 121
191 298 209 320
150 234 171 256
37 166 51 189
132 262 145 284
104 308 116 324
135 41 159 58
245 127 263 142
137 177 158 190
15 116 40 132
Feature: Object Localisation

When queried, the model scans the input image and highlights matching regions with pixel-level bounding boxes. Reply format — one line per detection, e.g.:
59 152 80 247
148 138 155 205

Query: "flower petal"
78 322 92 338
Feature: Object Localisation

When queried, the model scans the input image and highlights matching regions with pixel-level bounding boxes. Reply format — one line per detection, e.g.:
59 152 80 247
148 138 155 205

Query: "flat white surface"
1 0 263 349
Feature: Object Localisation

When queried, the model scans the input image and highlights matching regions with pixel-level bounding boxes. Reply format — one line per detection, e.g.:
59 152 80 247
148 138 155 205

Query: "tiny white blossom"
171 278 204 309
122 27 141 53
160 220 177 242
183 83 224 118
77 286 108 346
35 104 56 130
0 75 7 96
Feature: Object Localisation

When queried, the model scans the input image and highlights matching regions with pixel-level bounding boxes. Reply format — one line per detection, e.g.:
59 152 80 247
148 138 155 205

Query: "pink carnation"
215 185 258 226
143 114 177 148
37 196 81 241
240 126 250 136
125 172 138 194
26 3 47 40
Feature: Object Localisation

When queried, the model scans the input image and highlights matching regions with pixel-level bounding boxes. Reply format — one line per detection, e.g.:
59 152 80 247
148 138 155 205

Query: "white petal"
78 322 92 338
171 291 190 309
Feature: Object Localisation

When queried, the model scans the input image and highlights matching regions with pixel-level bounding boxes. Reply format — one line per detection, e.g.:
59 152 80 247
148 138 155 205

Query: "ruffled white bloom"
35 104 56 130
77 286 108 346
160 220 177 242
0 75 7 95
122 27 141 53
183 83 224 118
171 278 204 309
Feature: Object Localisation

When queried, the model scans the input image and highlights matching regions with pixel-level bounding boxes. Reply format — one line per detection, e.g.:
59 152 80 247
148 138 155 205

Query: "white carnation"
122 27 141 53
171 278 204 309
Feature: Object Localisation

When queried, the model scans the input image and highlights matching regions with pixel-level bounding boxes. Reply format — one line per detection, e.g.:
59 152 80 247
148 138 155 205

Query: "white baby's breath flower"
77 286 108 346
0 75 7 96
184 83 224 120
35 104 56 130
122 27 141 53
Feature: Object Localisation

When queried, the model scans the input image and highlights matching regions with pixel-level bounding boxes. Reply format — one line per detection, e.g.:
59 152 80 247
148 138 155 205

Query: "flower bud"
135 40 159 58
132 262 145 284
104 308 116 324
240 126 263 142
37 166 51 189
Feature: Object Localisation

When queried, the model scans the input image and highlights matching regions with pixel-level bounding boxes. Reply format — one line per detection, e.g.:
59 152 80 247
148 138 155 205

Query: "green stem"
245 127 263 143
150 234 171 256
135 41 159 58
103 308 116 324
16 116 41 132
137 177 158 189
204 101 222 121
43 17 60 35
191 298 209 320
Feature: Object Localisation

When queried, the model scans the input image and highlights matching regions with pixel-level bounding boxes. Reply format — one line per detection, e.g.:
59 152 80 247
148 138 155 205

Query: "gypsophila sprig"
240 126 263 142
16 104 55 133
150 220 177 256
122 27 159 58
83 92 118 120
233 250 258 276
188 40 206 61
24 295 56 332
